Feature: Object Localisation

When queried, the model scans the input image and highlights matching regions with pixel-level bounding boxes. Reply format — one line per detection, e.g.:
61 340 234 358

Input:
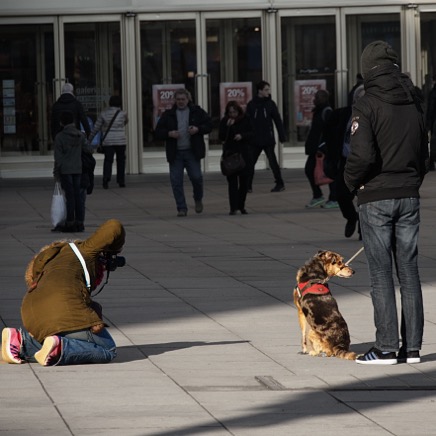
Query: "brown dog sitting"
293 250 356 360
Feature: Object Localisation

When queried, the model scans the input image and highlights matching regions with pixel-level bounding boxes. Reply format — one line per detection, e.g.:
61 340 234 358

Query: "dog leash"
345 246 364 265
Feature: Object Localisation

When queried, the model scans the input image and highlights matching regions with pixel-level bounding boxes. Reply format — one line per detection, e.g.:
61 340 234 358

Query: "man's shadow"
115 340 249 363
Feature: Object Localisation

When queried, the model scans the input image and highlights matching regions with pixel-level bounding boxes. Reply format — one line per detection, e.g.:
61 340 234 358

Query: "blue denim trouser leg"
359 198 424 352
169 149 203 211
19 327 116 365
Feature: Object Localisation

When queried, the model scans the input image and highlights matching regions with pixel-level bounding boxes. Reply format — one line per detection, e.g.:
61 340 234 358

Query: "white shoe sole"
356 358 398 365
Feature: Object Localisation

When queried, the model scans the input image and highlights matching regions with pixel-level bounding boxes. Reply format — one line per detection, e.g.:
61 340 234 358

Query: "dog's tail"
334 348 357 360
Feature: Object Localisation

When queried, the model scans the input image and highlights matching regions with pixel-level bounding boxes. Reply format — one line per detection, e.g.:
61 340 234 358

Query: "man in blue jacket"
344 41 429 365
155 89 212 217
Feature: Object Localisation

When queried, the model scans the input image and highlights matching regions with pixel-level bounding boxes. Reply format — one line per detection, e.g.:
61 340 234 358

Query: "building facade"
1 0 436 177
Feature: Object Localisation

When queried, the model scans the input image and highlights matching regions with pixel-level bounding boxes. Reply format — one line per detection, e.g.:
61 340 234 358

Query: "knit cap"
61 83 74 95
361 41 398 78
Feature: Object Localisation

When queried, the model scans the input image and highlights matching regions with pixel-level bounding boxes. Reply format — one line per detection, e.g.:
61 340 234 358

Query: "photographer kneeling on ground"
1 219 126 366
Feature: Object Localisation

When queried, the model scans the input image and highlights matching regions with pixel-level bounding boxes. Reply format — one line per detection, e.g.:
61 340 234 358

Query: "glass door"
280 13 337 146
139 15 197 150
203 14 263 150
345 10 401 86
59 17 122 146
0 21 54 156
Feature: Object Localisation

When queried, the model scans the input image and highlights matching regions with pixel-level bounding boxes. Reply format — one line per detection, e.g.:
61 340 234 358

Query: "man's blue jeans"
359 198 424 352
19 327 116 365
169 149 203 211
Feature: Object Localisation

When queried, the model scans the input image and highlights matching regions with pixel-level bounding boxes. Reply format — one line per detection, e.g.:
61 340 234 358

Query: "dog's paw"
298 351 309 355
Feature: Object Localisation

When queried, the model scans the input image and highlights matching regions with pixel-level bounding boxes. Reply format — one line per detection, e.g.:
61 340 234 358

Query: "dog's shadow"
350 342 436 362
115 340 250 363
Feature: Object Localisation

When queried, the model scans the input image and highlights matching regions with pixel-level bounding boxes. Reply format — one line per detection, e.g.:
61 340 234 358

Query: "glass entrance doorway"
62 21 122 143
204 16 262 150
0 23 54 156
280 15 336 146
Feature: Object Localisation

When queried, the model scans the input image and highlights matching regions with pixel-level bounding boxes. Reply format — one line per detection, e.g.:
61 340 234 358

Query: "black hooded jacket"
246 96 286 147
344 64 428 205
51 93 90 140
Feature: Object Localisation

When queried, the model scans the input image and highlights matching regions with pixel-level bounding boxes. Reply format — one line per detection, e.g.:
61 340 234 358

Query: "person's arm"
344 104 376 193
194 108 213 135
88 113 104 143
77 101 91 137
154 112 171 140
271 101 287 142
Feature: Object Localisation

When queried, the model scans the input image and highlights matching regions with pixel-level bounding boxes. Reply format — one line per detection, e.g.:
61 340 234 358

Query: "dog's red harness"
296 281 330 298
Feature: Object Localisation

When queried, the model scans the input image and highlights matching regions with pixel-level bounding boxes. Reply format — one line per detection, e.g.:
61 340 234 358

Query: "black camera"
102 253 126 271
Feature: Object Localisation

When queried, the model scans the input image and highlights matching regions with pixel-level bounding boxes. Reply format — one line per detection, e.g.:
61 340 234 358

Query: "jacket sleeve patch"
351 117 359 135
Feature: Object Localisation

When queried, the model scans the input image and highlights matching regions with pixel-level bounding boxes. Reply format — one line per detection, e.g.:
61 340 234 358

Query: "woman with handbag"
219 101 254 215
89 95 128 189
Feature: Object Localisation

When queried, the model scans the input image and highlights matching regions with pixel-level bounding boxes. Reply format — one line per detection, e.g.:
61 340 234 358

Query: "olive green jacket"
21 219 125 343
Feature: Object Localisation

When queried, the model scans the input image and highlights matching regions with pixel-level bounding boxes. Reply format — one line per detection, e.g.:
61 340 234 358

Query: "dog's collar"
296 281 330 298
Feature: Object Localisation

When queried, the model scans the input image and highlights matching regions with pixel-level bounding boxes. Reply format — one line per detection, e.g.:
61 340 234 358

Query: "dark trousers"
248 144 283 189
227 172 249 212
61 173 86 224
304 153 337 201
103 145 126 185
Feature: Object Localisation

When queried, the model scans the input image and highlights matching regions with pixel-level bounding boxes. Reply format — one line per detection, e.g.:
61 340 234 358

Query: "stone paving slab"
1 169 436 435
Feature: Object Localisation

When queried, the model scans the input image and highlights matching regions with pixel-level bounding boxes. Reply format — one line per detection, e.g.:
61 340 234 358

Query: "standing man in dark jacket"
344 41 429 365
51 83 90 140
246 80 286 193
155 89 212 217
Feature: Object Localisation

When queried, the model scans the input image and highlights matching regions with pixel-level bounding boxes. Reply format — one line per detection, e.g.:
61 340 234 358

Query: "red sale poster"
219 82 253 117
294 80 326 126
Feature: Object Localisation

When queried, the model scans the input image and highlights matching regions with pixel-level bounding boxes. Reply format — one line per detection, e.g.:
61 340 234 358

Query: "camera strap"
69 242 91 290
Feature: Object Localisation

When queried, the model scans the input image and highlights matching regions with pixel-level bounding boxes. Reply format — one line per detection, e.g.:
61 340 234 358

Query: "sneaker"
195 200 203 214
398 347 421 364
271 184 285 192
321 200 339 209
177 209 187 217
305 196 325 208
35 336 62 366
356 347 397 365
1 328 23 364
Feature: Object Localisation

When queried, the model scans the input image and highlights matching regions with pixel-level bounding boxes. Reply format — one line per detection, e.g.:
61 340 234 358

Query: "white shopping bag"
50 182 66 227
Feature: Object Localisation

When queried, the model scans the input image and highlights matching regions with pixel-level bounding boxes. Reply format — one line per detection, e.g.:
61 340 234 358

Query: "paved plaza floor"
1 168 436 435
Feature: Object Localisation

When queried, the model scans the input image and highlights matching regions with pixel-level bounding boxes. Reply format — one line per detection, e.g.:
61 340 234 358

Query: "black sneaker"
271 184 285 192
356 347 397 365
398 347 421 364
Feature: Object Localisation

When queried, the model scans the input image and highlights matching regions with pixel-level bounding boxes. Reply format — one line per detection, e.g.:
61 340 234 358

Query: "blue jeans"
19 327 116 366
359 198 424 352
169 149 203 211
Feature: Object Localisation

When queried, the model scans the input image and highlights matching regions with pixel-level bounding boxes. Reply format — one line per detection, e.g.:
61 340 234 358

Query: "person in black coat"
155 89 212 217
219 101 254 215
246 81 287 192
51 83 90 140
344 41 428 365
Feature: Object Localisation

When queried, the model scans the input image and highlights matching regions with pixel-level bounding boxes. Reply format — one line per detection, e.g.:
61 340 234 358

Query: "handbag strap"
69 242 91 290
101 109 121 142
